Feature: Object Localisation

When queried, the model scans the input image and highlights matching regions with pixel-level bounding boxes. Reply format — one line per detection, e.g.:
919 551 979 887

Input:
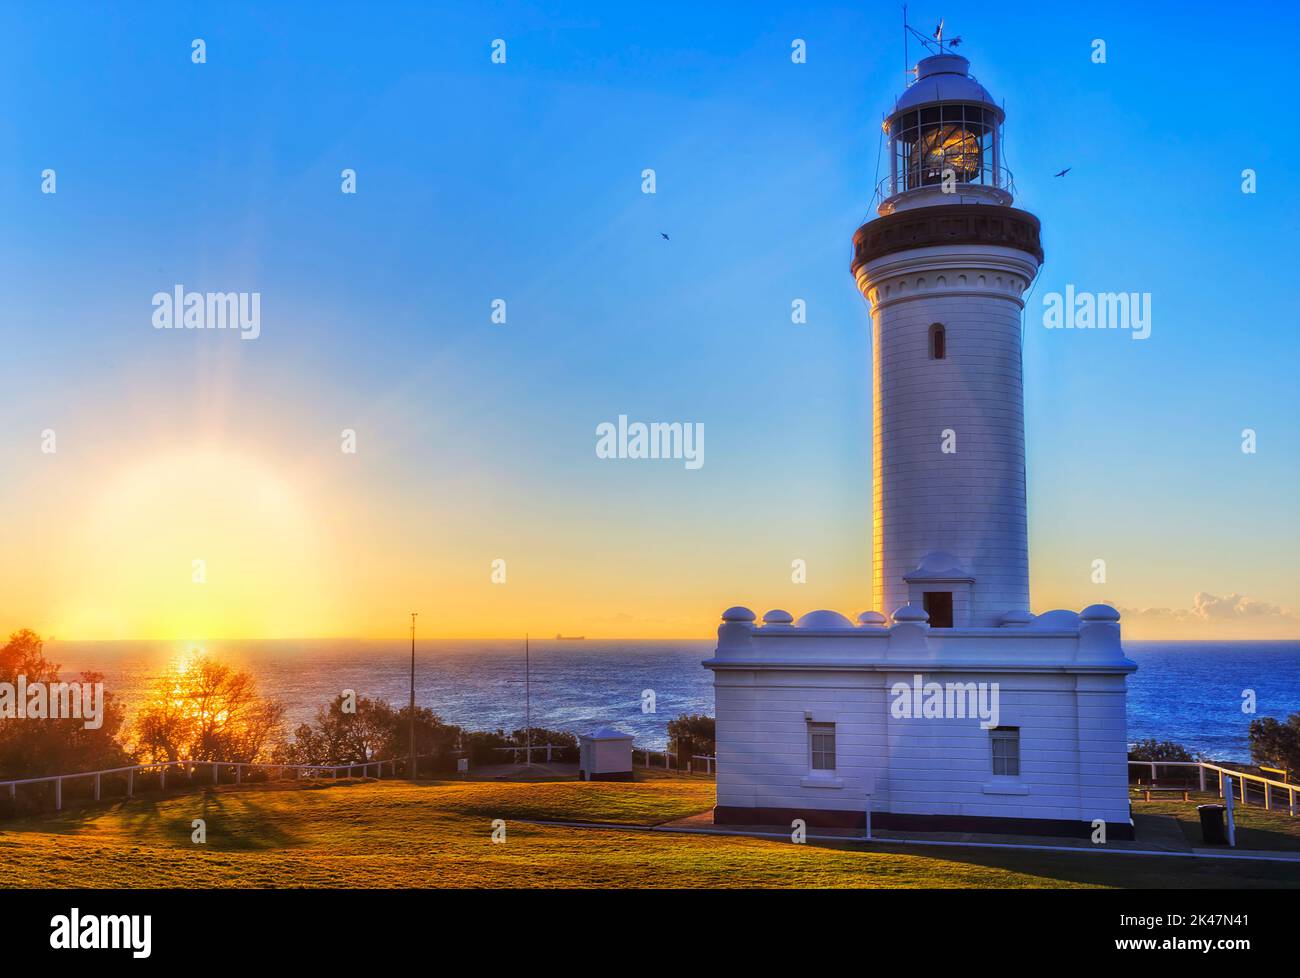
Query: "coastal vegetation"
1249 712 1300 780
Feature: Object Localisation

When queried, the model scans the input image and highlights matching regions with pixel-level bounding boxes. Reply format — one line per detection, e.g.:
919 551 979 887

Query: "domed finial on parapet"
1001 610 1035 627
857 611 888 628
716 606 756 656
1079 604 1124 661
761 609 794 629
891 604 929 625
889 603 930 651
795 610 855 630
1080 604 1120 623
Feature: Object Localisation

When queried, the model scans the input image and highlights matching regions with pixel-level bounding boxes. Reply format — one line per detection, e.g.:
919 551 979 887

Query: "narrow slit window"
929 323 946 359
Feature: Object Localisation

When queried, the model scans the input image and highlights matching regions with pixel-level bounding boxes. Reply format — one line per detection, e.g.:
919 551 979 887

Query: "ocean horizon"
45 638 1300 762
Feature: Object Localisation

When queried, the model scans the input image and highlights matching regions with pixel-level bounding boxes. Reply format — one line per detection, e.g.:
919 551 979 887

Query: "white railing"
634 748 676 770
1128 760 1298 817
0 754 442 813
632 749 716 775
492 744 571 764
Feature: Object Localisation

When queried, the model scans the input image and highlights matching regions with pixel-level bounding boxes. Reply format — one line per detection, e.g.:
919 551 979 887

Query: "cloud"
1117 593 1294 624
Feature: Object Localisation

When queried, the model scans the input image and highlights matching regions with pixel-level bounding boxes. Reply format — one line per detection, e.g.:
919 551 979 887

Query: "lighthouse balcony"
875 165 1015 215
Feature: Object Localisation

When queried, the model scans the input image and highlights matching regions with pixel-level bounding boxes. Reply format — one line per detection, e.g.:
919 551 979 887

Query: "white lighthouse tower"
852 52 1043 628
705 42 1138 840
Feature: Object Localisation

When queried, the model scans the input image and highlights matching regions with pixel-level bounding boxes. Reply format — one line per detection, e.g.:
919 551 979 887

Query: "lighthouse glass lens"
919 125 981 182
893 104 994 191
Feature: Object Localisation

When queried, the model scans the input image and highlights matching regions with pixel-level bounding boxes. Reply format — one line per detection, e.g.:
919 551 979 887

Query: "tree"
1128 739 1195 762
380 706 461 771
133 653 284 763
276 694 396 766
667 714 715 769
1249 713 1300 777
0 630 132 779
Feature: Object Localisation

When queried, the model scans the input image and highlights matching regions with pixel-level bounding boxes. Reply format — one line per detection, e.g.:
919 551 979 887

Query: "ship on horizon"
555 634 586 640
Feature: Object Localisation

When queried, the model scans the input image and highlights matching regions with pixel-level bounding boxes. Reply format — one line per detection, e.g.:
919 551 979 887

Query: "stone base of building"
712 805 1136 841
578 770 634 782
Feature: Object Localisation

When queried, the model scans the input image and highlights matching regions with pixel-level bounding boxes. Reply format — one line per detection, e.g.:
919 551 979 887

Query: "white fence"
491 744 571 764
633 748 716 775
1128 760 1298 817
0 754 441 813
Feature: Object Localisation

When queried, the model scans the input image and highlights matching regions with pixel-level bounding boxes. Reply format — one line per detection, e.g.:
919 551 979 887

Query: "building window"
923 590 954 628
991 727 1020 777
929 323 946 359
809 722 836 771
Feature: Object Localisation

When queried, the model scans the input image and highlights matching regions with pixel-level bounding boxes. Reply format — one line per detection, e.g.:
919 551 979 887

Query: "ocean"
47 638 1300 761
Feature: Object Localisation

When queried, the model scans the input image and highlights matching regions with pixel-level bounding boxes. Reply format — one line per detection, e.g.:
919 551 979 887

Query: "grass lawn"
1130 788 1300 852
0 775 1296 888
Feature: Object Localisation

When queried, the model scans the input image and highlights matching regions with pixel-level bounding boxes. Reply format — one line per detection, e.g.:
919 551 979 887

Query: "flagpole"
409 612 417 778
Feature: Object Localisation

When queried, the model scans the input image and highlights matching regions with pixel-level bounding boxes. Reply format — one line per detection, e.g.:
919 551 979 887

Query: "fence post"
235 764 242 785
160 766 166 790
94 773 101 802
55 778 62 811
1224 776 1237 847
1198 764 1206 791
1291 788 1296 818
1218 769 1224 798
8 782 15 800
127 769 134 798
213 763 219 784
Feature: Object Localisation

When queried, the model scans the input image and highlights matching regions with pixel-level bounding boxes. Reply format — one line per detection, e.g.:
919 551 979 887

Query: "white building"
704 51 1137 839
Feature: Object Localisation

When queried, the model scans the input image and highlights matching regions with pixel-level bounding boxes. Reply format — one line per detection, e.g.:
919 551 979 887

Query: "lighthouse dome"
892 55 1001 118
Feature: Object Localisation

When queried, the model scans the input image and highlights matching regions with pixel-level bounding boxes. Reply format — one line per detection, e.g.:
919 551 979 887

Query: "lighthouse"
852 52 1043 628
704 41 1137 840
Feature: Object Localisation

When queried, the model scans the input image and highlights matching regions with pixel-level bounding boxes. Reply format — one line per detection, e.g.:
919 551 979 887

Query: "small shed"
578 726 634 782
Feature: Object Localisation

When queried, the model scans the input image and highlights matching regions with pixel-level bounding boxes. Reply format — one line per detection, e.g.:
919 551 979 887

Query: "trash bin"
1197 804 1227 845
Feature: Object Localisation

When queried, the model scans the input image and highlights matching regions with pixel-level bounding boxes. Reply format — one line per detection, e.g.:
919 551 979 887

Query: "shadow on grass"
0 781 329 850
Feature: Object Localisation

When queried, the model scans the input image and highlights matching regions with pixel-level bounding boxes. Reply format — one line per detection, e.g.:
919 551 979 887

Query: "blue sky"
1 1 1297 638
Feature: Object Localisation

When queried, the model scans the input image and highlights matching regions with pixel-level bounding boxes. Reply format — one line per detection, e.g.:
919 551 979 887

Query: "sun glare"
52 449 342 639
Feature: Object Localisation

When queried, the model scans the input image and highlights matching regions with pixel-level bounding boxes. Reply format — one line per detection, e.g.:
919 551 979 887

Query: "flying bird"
660 232 670 240
1053 167 1071 177
948 37 962 48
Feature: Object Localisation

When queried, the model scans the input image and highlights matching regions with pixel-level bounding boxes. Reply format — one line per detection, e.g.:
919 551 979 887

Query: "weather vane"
902 6 962 85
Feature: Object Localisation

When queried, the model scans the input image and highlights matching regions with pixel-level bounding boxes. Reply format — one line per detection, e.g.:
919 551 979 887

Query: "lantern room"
878 53 1013 215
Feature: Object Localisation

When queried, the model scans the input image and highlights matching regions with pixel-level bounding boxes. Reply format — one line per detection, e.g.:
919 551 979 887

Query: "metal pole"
1224 776 1237 847
409 612 418 779
525 634 531 766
